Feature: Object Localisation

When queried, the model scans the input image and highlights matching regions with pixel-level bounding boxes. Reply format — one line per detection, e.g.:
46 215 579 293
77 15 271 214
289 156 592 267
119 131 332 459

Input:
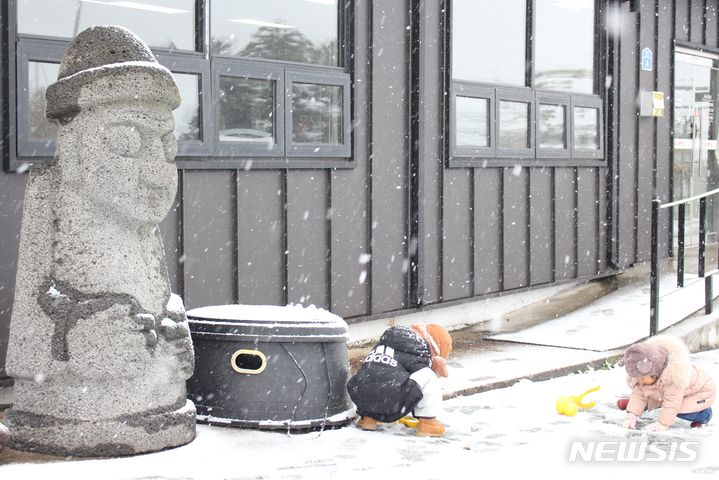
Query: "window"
17 0 197 51
9 0 352 171
449 0 603 166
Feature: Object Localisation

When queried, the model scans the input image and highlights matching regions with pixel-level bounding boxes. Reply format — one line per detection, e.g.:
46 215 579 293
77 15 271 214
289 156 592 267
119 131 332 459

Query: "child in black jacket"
346 323 452 437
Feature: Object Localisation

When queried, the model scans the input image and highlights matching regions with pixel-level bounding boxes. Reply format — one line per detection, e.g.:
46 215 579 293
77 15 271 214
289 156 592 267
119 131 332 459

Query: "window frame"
155 52 212 156
446 0 604 168
535 92 570 159
451 84 495 158
15 38 65 159
496 87 535 158
570 94 604 160
212 59 285 158
5 0 355 172
285 69 352 158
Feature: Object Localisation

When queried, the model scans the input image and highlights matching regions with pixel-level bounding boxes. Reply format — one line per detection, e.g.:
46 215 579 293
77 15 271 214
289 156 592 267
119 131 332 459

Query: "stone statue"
3 25 196 456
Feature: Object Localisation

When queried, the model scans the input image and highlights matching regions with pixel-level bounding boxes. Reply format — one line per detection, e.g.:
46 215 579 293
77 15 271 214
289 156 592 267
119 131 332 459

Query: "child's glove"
620 413 637 429
431 355 449 378
644 421 668 433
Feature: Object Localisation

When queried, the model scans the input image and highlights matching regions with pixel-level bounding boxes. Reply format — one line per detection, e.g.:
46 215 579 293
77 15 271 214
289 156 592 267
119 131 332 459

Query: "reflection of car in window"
219 128 273 142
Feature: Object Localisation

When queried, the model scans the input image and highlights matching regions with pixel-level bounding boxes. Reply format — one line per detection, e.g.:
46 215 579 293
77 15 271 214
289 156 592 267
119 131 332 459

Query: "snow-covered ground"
3 350 719 480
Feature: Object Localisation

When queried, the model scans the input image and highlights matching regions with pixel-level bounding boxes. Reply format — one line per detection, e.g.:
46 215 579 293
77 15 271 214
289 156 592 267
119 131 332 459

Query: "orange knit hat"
411 323 452 359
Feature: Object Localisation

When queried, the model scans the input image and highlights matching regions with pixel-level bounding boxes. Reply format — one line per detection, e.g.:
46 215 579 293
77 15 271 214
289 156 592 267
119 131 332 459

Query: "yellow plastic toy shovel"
556 386 600 416
398 416 419 428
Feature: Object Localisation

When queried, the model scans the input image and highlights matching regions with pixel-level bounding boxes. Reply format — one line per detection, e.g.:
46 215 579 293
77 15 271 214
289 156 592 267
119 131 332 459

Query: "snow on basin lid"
186 304 348 340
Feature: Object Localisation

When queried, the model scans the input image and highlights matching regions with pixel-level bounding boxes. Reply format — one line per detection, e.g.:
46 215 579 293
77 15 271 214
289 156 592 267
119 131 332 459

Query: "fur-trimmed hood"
624 335 715 426
638 335 692 388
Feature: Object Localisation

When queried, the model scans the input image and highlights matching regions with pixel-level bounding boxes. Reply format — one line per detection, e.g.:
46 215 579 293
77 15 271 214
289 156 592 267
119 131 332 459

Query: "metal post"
678 204 685 287
650 199 660 336
700 198 707 278
706 276 714 314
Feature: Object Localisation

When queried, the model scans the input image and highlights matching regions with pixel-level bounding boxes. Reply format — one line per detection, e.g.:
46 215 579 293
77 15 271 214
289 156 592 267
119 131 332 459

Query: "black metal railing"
650 187 719 336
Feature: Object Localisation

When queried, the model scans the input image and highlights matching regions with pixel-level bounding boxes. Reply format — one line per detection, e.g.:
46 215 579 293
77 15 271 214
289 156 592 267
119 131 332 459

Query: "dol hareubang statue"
4 26 196 456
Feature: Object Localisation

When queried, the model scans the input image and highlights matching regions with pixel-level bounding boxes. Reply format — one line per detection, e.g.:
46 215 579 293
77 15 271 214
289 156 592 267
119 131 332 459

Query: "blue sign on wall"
641 47 653 71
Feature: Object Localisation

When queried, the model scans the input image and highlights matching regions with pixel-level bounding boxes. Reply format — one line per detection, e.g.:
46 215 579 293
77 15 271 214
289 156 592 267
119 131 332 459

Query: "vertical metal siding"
636 0 657 263
706 0 718 47
286 171 330 309
182 170 238 308
554 168 578 279
370 0 410 313
329 0 371 318
577 168 599 276
617 4 639 268
443 168 473 300
598 168 608 270
676 0 690 42
529 167 554 285
236 170 286 306
418 0 444 305
690 0 706 43
503 168 530 289
474 168 503 295
656 0 673 256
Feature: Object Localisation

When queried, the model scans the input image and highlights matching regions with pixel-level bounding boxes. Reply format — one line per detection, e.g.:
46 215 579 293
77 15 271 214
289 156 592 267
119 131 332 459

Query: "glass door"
673 48 719 246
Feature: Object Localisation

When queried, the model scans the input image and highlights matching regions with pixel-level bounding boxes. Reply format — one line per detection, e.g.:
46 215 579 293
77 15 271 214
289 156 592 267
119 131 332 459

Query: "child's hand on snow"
644 421 668 433
431 355 449 378
620 413 637 429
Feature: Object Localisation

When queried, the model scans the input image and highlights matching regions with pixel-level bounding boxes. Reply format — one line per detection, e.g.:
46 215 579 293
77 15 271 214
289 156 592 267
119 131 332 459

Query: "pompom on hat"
621 342 668 378
411 323 453 378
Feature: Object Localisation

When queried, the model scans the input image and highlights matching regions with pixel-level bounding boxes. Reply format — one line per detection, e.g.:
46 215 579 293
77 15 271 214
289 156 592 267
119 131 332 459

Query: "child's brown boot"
357 416 380 431
416 417 445 437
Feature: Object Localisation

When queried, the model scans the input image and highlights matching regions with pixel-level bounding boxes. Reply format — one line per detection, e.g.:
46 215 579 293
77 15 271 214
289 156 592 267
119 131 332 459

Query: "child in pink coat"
618 335 715 431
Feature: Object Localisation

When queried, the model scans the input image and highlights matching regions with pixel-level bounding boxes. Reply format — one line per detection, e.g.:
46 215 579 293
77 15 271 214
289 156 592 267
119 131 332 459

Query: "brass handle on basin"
230 349 267 374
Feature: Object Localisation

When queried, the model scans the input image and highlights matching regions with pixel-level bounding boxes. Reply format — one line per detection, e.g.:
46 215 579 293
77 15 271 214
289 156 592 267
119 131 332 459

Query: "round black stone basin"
186 304 355 430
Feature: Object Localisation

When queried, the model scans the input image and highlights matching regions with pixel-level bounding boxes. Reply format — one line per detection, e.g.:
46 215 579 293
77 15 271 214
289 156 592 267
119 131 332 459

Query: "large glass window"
10 0 352 170
18 0 196 51
211 0 339 66
450 0 602 164
535 0 595 94
451 0 526 85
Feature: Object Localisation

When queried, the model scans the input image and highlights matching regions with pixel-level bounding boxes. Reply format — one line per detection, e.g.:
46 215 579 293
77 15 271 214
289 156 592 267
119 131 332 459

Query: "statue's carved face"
64 103 178 226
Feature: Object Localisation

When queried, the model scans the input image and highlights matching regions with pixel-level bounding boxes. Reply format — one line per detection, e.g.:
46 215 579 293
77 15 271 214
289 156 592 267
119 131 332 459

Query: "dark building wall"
611 0 717 270
1 1 716 375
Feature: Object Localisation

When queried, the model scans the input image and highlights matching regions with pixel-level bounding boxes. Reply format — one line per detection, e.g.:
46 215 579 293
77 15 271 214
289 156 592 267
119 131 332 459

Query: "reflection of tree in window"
29 88 58 140
574 107 599 149
173 73 200 141
28 62 59 140
499 101 529 149
538 104 565 149
292 83 342 144
219 77 275 143
239 26 320 64
213 24 337 66
178 113 200 141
